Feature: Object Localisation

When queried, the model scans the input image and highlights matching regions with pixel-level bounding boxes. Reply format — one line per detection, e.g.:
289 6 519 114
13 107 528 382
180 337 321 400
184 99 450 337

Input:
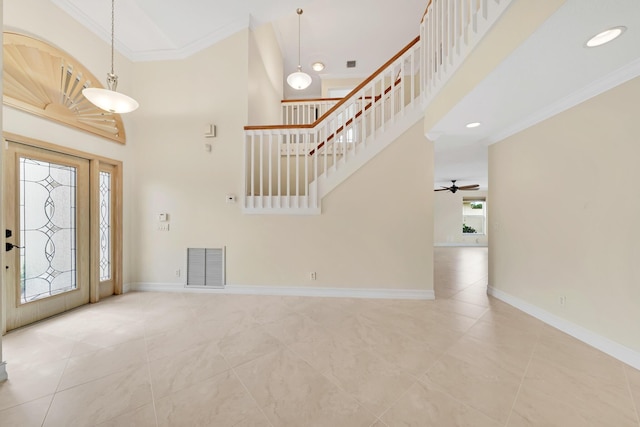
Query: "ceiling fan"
435 180 480 193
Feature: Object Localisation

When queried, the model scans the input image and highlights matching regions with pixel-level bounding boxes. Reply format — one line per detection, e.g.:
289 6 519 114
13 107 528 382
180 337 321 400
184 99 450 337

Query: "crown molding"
485 57 640 145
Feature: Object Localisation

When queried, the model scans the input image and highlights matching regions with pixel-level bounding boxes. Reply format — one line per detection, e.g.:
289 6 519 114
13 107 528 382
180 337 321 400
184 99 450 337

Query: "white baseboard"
128 282 434 300
487 286 640 371
434 243 488 247
0 362 7 382
123 283 132 293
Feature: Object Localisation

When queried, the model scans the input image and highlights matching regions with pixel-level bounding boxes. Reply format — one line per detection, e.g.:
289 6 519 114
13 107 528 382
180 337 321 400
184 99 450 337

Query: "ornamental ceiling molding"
3 32 126 144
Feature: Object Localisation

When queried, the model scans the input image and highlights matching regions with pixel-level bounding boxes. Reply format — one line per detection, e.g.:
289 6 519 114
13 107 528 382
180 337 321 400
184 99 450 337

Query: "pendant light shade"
287 66 313 90
83 88 139 114
287 8 312 90
82 0 139 113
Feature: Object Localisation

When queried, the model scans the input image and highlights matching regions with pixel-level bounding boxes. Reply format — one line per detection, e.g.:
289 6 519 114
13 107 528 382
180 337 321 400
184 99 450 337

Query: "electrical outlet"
175 269 181 277
310 272 316 280
559 296 566 306
157 223 170 231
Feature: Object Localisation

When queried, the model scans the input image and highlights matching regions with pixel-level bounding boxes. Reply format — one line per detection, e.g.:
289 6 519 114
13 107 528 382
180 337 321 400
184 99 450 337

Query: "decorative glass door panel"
97 163 118 299
4 142 90 331
20 158 78 303
99 170 111 282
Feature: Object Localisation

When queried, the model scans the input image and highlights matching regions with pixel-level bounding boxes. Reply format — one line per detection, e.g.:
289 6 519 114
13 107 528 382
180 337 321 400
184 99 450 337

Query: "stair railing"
244 36 422 213
420 0 512 101
282 98 342 125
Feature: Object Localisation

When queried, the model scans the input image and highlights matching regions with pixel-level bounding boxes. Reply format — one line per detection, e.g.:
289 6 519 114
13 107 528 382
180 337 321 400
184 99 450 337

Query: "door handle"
5 242 23 252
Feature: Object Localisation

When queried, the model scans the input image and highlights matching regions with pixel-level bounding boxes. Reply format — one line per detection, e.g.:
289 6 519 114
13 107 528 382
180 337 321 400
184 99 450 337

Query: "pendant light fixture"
287 8 312 90
83 0 139 113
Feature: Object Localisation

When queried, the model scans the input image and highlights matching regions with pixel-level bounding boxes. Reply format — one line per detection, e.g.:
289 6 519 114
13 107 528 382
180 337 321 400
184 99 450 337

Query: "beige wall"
248 23 283 125
321 78 363 97
130 23 433 292
434 191 488 246
489 76 640 353
129 30 250 284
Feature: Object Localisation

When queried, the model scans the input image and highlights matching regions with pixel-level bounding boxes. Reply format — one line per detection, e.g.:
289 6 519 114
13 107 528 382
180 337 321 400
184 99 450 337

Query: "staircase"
243 0 512 214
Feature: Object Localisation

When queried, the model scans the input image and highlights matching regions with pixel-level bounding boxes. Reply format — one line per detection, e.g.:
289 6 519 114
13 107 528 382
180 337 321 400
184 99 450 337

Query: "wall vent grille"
186 247 225 288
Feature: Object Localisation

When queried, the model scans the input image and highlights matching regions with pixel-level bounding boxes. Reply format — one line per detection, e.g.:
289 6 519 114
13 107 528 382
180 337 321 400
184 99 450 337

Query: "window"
462 198 486 234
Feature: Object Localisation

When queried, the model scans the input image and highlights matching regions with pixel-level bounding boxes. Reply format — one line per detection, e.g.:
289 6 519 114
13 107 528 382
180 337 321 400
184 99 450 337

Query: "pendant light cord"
297 8 302 68
111 0 115 75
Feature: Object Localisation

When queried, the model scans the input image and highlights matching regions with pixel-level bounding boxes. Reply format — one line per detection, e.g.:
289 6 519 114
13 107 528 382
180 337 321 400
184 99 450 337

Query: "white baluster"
304 130 309 207
286 131 290 207
250 133 255 205
295 130 300 203
268 133 273 207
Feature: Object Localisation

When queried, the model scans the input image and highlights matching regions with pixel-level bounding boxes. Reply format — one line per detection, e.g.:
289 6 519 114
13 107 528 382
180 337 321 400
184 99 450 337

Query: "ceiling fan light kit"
435 180 480 193
82 0 139 114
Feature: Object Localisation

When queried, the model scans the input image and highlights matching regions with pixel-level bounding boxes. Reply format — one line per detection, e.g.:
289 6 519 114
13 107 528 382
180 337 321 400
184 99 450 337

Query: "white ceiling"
50 0 427 97
51 0 640 191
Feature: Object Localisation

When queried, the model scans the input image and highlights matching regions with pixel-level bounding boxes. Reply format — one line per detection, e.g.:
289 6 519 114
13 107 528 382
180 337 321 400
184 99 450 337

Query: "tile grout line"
414 311 506 426
374 378 420 422
373 290 488 423
221 352 276 427
143 325 160 427
622 365 640 427
277 334 383 423
269 327 399 425
40 345 74 427
502 325 542 427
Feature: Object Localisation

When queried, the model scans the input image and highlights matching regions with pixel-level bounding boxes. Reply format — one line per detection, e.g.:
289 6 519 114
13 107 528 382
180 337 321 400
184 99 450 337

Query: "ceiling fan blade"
458 184 480 190
434 188 450 191
460 187 479 191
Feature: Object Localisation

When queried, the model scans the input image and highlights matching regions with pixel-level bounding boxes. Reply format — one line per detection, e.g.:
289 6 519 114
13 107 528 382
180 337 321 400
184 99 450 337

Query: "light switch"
159 213 168 222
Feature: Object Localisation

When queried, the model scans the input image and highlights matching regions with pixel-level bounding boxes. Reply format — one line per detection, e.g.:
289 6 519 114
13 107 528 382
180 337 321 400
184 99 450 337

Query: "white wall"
489 76 640 354
434 191 488 246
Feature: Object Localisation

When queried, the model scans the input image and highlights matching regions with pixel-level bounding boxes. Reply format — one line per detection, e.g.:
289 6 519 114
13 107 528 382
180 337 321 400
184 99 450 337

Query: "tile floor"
0 247 639 426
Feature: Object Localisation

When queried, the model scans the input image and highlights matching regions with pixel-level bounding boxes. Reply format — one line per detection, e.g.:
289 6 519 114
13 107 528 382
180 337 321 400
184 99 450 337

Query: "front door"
4 142 90 331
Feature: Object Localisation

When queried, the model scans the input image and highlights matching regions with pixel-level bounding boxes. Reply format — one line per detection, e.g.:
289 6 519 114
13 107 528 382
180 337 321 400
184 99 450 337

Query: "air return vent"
186 247 225 288
346 60 357 68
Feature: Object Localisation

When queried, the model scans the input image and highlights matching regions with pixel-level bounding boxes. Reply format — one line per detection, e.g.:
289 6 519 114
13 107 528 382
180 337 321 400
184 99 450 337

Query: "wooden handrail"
244 35 420 131
421 0 434 23
281 97 343 103
308 77 402 155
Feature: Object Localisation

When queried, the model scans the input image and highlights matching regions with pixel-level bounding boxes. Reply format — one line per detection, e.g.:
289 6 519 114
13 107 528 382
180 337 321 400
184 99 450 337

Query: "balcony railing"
244 37 422 213
244 0 513 214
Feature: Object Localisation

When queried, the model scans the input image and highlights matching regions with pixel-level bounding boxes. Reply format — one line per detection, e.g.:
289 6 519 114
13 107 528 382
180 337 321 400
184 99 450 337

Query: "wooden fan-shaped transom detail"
3 32 126 144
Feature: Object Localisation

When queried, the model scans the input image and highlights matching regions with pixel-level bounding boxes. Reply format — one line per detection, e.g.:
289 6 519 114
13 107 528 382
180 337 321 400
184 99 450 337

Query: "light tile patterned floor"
0 247 638 426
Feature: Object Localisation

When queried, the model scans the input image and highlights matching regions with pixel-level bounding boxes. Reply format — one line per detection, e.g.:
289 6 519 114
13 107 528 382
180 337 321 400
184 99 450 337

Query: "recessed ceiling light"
312 62 325 72
466 122 481 128
586 26 626 47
